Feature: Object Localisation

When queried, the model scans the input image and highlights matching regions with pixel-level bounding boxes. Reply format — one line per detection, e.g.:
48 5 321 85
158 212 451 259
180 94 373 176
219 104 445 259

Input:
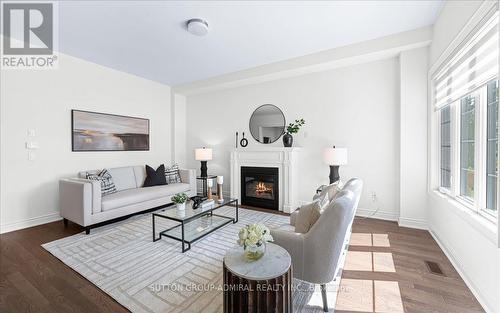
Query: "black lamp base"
200 161 208 177
329 165 340 184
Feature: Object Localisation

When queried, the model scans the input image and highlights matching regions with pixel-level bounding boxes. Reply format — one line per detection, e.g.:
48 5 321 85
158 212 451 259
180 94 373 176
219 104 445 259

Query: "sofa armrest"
271 229 305 278
179 169 196 196
59 178 101 227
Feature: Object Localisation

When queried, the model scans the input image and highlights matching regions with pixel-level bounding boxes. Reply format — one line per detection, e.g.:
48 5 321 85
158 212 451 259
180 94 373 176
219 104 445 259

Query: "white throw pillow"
295 201 322 234
314 182 342 203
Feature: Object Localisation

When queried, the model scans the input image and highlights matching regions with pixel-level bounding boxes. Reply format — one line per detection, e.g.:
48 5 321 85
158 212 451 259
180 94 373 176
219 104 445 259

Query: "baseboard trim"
429 228 494 313
355 208 398 221
398 217 428 230
0 212 62 234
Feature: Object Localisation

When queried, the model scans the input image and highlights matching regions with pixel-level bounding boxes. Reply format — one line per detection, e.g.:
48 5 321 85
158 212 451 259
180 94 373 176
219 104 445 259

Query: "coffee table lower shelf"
158 214 234 252
153 198 239 252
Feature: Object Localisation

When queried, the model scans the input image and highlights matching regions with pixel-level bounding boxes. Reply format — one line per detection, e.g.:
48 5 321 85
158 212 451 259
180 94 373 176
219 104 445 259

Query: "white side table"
223 242 293 313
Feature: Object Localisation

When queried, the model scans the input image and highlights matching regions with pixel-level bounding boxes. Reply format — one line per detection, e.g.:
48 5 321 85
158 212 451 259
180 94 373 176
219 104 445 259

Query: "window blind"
433 11 499 110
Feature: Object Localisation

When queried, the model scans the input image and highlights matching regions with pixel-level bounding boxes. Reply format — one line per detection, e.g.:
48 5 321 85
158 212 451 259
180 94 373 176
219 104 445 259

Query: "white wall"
186 58 400 217
429 0 483 66
0 52 172 233
399 47 428 229
172 93 187 168
427 1 500 312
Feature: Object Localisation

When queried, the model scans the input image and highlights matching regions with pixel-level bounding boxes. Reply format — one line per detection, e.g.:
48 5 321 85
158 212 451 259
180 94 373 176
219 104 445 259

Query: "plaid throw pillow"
86 169 117 196
164 164 181 184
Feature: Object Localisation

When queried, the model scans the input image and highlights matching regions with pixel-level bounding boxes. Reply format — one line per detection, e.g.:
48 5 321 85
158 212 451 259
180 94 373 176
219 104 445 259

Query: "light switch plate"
25 142 39 149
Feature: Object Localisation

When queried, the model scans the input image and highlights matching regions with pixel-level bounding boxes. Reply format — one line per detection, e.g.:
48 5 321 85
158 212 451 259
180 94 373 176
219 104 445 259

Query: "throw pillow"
143 164 167 187
295 201 322 234
319 182 342 202
165 164 182 184
86 169 117 196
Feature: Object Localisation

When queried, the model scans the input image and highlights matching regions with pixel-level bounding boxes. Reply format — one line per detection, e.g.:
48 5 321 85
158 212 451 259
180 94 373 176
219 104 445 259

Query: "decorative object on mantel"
223 242 292 313
324 146 348 184
217 176 224 202
235 131 239 148
207 178 213 200
283 118 305 147
171 192 188 211
194 147 212 177
239 132 248 147
237 223 274 261
249 104 286 144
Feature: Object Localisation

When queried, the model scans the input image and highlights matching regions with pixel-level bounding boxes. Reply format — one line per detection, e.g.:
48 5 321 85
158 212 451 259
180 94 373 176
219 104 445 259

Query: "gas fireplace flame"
256 182 272 194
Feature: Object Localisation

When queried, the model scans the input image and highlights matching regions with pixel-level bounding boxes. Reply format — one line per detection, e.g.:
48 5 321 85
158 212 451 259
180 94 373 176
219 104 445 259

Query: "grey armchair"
271 178 363 312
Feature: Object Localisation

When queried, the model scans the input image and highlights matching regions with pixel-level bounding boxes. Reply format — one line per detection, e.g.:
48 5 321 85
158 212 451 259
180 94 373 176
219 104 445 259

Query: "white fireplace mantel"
230 147 301 213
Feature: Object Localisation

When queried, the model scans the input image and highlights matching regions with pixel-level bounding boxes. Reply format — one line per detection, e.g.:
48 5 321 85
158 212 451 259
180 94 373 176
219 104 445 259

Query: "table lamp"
195 147 213 177
323 146 348 184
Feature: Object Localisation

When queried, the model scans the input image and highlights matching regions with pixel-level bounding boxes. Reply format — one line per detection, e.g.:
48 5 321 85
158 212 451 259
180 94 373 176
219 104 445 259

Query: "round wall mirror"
249 104 286 144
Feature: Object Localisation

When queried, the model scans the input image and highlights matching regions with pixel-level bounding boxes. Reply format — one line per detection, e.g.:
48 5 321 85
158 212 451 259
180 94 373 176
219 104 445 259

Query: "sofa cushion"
86 169 117 196
314 182 342 203
143 164 167 187
107 166 137 191
133 166 146 187
165 164 182 184
101 183 190 211
295 201 322 234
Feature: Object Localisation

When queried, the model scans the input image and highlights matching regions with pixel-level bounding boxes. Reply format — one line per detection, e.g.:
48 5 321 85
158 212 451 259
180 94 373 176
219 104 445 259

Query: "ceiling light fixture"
186 18 209 36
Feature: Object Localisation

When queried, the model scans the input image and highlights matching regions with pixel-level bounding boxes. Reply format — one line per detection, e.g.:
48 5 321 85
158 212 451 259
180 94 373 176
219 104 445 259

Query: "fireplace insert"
241 166 279 210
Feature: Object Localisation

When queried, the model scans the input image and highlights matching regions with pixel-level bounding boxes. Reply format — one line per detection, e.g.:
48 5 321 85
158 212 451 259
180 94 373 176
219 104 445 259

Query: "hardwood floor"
0 217 485 313
335 217 485 313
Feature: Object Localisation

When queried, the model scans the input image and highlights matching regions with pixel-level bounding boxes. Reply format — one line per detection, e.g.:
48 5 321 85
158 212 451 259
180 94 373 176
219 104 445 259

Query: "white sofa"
59 166 196 234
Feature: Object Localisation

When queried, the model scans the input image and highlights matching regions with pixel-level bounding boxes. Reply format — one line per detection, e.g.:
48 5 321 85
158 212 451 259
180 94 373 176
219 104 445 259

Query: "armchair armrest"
59 178 101 227
271 228 305 278
179 169 196 196
290 210 299 226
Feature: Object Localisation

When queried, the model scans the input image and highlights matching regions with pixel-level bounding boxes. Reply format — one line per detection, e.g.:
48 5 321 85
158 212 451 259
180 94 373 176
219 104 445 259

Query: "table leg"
235 202 239 223
181 221 186 252
152 215 157 242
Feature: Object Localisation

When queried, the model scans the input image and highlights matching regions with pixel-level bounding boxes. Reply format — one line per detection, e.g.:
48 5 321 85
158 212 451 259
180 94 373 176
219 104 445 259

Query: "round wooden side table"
223 242 293 313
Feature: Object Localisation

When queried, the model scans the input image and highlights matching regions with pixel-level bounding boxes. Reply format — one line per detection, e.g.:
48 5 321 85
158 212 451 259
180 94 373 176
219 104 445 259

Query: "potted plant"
283 118 305 147
172 192 188 211
237 223 274 261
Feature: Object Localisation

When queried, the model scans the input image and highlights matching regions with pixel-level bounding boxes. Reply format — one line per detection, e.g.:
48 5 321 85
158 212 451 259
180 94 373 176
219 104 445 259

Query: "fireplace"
241 166 279 211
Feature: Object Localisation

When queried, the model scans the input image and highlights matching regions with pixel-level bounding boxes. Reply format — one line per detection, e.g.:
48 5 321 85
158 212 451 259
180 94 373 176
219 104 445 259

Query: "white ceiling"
57 1 444 86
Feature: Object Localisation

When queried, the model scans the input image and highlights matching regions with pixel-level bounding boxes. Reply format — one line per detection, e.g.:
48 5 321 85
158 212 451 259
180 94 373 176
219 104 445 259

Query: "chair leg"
320 284 328 312
85 227 90 235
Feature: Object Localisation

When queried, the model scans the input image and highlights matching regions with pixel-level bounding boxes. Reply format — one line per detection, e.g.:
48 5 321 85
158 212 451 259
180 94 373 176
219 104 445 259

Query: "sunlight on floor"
350 233 391 247
336 232 403 312
344 251 395 272
336 279 404 313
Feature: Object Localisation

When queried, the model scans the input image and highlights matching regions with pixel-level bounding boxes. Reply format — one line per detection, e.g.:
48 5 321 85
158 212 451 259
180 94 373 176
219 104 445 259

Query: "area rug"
43 207 338 313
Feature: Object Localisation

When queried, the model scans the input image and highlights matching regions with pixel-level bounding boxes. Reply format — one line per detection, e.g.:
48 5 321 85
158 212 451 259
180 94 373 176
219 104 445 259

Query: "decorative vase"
176 202 186 211
244 241 266 261
283 132 293 147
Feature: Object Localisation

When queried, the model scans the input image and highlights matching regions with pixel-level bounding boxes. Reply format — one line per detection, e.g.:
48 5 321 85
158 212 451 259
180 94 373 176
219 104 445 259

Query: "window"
440 106 451 190
460 95 476 200
486 80 499 214
433 9 498 222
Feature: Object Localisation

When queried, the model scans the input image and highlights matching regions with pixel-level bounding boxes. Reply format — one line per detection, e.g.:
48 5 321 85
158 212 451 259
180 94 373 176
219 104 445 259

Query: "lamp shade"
195 147 213 161
323 147 348 165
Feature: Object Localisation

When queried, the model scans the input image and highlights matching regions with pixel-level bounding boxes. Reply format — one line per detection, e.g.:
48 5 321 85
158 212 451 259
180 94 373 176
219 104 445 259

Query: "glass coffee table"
152 198 238 252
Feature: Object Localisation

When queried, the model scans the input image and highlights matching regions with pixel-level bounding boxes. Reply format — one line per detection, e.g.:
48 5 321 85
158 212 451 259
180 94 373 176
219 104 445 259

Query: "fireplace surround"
230 147 300 213
241 166 279 210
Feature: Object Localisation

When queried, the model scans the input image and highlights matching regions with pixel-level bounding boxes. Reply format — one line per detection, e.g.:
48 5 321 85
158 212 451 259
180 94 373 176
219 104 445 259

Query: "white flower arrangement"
237 223 274 248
